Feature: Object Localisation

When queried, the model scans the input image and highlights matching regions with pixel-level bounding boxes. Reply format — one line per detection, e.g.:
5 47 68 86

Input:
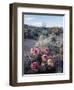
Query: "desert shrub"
54 59 63 73
48 44 60 55
24 56 31 74
51 37 56 42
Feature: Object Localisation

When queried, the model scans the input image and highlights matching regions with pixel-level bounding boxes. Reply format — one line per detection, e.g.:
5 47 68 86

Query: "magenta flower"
31 62 39 71
41 54 48 62
43 47 49 54
30 47 40 55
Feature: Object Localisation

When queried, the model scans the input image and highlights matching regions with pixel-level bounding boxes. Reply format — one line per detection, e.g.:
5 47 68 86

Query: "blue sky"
24 14 64 27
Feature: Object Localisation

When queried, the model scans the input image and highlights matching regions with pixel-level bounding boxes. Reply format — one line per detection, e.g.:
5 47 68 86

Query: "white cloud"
31 22 42 27
25 17 34 21
46 23 63 27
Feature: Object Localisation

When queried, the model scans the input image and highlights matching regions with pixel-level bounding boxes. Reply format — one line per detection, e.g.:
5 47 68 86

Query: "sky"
24 14 64 27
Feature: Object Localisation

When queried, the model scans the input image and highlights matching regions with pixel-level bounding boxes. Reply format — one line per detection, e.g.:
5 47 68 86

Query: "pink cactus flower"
30 48 40 55
31 62 39 71
41 54 48 62
43 47 49 54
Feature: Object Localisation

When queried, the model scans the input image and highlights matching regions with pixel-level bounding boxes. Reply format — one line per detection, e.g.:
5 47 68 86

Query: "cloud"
25 17 34 21
31 22 42 27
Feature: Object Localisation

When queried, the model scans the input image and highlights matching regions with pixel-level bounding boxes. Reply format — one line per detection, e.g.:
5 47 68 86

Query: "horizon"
24 23 63 28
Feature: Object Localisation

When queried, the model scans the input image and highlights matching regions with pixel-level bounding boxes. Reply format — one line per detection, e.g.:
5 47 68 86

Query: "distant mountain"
24 24 63 32
24 24 63 40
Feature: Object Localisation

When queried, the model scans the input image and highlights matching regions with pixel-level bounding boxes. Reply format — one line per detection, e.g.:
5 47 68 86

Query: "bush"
48 44 60 55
